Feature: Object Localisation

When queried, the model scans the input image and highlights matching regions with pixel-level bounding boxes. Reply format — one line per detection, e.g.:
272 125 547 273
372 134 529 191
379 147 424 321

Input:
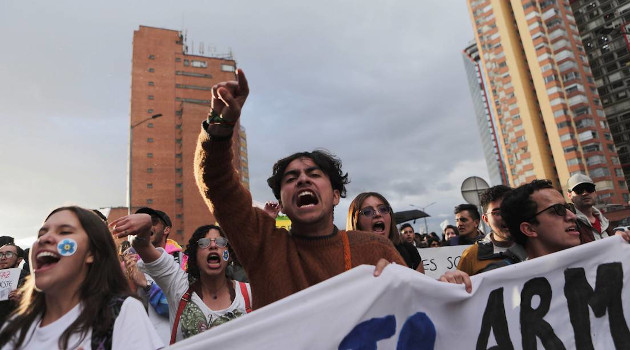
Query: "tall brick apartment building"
130 26 249 244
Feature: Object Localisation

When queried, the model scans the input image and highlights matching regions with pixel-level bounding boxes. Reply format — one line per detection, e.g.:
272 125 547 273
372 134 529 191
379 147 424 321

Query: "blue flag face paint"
57 238 78 257
223 250 230 262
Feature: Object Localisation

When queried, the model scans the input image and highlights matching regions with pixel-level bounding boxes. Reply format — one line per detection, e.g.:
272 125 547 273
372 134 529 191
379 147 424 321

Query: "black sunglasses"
359 205 391 218
572 184 595 195
530 203 576 221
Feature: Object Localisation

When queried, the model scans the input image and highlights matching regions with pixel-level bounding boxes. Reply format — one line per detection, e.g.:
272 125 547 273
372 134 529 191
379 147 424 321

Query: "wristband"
133 235 150 246
207 110 236 127
143 280 153 293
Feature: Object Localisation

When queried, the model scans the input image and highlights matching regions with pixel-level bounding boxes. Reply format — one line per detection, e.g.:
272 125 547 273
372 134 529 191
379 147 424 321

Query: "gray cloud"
1 0 490 242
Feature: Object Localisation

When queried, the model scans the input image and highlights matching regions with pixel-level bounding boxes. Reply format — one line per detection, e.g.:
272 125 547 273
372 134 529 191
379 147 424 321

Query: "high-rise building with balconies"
466 0 629 205
130 26 249 244
569 0 630 198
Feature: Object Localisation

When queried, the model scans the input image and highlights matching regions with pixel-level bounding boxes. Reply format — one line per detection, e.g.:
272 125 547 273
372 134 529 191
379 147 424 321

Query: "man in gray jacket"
567 173 613 242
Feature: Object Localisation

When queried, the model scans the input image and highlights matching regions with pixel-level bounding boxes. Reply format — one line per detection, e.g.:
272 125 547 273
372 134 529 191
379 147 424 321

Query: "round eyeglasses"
0 252 17 259
197 237 229 249
359 205 391 218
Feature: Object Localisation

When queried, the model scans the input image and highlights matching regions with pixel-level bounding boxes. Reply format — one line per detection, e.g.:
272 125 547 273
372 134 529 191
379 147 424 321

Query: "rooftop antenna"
183 30 188 54
199 41 204 55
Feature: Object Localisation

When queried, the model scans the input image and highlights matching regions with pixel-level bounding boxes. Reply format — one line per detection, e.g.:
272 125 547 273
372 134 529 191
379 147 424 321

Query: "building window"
147 168 153 173
147 123 153 128
148 81 154 86
176 214 183 219
175 168 183 174
176 183 183 188
177 230 184 235
148 68 154 73
175 84 211 91
147 183 153 189
176 198 183 204
148 109 154 113
192 60 207 68
147 199 153 204
175 57 181 62
147 138 154 143
148 95 154 100
175 71 213 78
221 64 236 72
148 54 155 60
147 153 153 158
616 168 624 177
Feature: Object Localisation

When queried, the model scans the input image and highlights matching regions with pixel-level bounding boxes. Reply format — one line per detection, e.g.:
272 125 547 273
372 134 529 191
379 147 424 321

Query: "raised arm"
110 214 162 263
194 69 278 270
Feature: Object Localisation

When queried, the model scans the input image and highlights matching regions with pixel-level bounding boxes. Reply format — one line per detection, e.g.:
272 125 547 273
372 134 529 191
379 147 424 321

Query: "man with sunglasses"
567 173 613 242
501 179 582 259
457 185 526 275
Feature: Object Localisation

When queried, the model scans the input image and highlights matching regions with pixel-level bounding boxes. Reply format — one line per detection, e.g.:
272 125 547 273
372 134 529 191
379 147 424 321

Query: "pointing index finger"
236 69 249 96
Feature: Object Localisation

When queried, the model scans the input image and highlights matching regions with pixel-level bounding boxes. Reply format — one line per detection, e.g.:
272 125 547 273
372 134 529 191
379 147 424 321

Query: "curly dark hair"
267 149 350 200
479 185 512 213
454 203 480 221
501 179 555 246
184 225 231 282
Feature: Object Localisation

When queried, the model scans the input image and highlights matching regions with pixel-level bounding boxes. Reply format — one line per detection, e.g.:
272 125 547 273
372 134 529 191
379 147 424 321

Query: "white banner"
0 268 21 301
171 237 630 349
418 245 469 279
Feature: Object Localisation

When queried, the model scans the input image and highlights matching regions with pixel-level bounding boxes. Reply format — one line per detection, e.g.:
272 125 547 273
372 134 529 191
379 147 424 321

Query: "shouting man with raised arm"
191 69 405 310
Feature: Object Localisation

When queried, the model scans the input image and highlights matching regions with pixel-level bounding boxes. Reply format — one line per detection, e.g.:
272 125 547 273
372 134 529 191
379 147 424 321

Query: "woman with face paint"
111 214 252 344
347 192 425 273
0 206 162 350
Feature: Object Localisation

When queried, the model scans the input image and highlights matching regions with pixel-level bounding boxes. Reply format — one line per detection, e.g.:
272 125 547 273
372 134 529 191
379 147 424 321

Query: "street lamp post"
128 113 163 214
411 202 436 234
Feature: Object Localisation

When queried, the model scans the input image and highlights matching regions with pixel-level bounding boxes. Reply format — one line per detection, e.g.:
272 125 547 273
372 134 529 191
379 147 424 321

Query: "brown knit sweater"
194 130 405 310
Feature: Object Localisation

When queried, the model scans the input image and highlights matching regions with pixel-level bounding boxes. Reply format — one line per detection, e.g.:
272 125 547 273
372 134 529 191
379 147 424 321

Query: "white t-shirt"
2 297 163 350
142 249 251 342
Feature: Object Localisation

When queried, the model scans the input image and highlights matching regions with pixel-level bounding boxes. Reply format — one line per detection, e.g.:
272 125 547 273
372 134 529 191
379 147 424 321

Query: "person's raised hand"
210 68 249 125
438 270 473 293
109 214 152 241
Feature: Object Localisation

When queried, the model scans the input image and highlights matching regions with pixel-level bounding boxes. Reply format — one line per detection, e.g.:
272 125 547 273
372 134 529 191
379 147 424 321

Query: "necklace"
207 279 235 302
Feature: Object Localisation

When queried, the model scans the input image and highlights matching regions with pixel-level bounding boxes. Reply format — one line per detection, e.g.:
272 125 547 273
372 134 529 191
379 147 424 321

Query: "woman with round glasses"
110 216 252 344
347 192 425 273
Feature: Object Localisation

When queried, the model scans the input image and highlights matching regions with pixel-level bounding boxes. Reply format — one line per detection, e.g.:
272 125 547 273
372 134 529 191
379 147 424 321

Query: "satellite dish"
461 176 490 206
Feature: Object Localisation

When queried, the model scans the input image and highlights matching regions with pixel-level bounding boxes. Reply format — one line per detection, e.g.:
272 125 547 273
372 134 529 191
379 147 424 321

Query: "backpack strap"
91 296 126 350
170 284 194 345
238 281 252 313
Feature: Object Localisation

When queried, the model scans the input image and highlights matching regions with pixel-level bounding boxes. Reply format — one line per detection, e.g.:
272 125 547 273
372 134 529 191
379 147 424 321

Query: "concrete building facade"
130 26 249 244
467 0 629 205
570 0 630 196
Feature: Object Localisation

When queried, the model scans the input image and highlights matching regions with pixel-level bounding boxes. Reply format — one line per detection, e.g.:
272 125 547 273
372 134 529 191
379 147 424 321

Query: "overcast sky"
1 0 490 247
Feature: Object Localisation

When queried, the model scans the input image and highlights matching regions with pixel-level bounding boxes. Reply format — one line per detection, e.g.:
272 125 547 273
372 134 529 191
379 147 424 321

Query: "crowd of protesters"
1 69 630 349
